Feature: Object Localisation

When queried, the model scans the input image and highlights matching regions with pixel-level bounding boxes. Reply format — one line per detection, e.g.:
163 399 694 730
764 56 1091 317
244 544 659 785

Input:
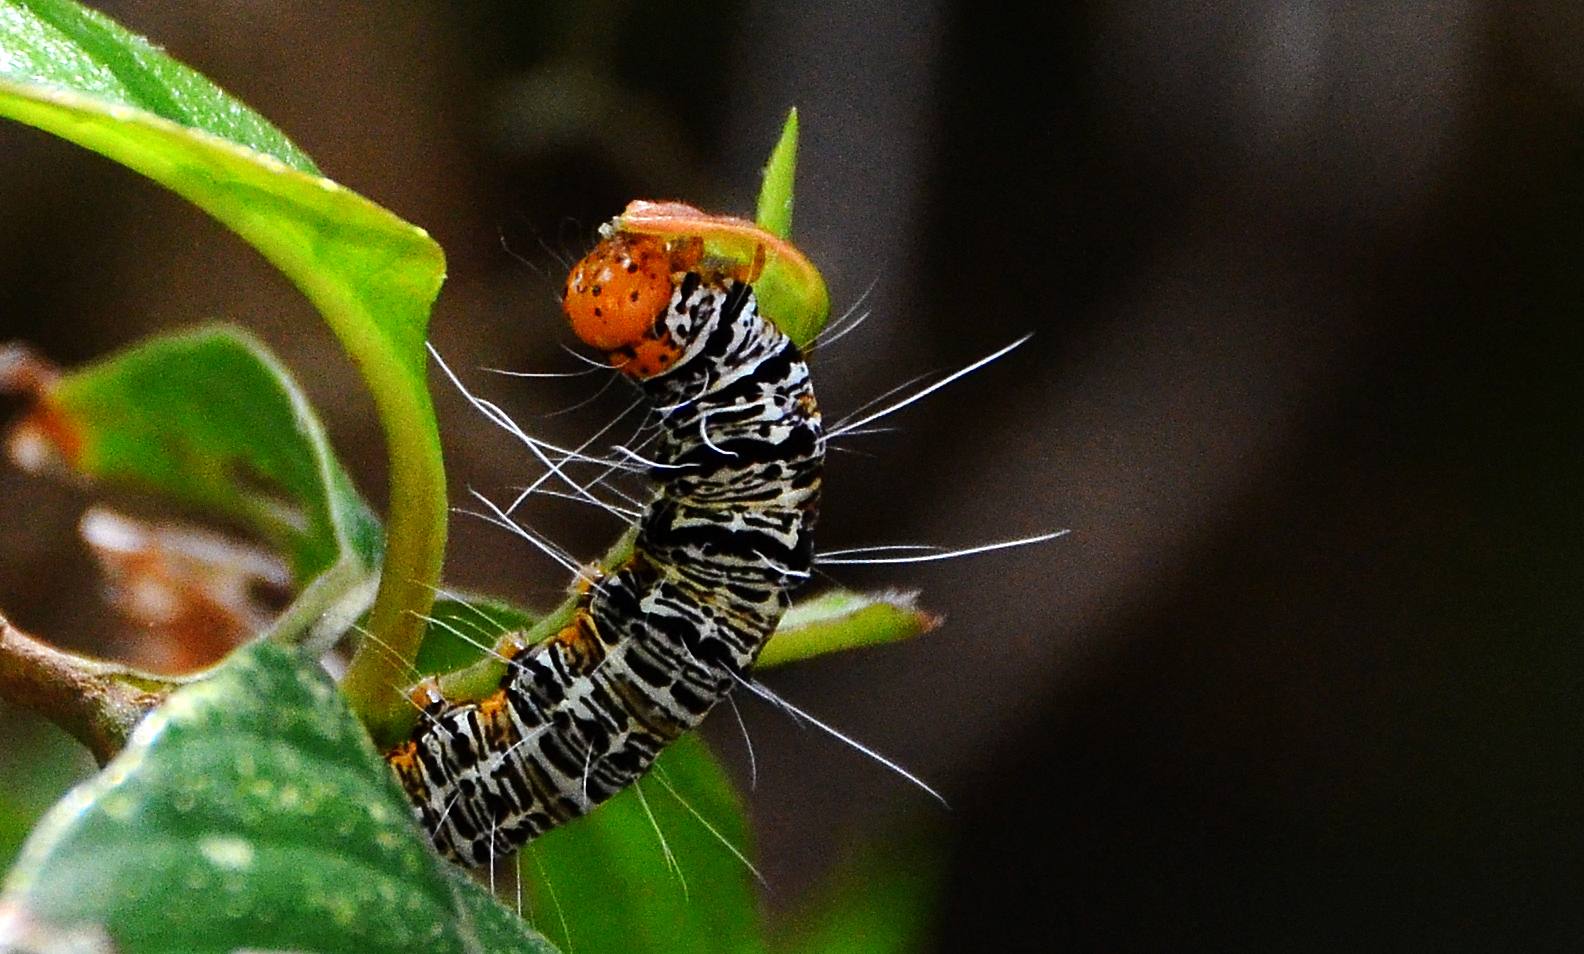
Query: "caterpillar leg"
494 629 531 663
570 562 604 595
407 675 447 715
384 676 436 807
385 677 446 801
548 609 606 673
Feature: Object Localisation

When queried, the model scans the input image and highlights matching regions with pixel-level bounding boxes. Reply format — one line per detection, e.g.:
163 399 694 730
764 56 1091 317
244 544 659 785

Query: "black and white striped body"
391 274 823 866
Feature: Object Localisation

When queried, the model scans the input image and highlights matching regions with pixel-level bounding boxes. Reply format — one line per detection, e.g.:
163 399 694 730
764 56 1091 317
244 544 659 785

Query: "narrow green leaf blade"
755 107 798 240
757 590 940 669
0 640 557 954
20 326 381 584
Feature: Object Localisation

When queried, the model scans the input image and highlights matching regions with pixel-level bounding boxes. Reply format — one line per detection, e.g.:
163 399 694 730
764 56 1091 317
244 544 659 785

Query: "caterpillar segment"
387 213 825 866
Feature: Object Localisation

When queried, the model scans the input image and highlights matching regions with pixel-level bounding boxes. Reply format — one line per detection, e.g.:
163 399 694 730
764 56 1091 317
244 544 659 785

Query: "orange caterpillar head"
563 232 689 379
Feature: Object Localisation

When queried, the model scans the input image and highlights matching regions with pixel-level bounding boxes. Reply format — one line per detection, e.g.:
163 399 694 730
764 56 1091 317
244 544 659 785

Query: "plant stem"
0 613 181 764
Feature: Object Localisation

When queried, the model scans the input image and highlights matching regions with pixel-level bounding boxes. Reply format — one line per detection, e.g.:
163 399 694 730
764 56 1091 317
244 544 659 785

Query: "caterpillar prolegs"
386 210 824 866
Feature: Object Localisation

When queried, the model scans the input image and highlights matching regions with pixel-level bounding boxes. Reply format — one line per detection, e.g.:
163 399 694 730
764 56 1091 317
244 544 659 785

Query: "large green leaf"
19 326 382 589
0 0 448 731
0 639 557 953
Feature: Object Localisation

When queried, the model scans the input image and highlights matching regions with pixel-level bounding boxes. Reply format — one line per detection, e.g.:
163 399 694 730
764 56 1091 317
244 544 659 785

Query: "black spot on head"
629 290 640 303
626 261 639 273
593 307 603 317
591 285 602 297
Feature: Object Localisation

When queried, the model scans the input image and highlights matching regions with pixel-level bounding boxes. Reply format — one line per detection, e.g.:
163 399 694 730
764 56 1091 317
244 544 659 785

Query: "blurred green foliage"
0 708 92 874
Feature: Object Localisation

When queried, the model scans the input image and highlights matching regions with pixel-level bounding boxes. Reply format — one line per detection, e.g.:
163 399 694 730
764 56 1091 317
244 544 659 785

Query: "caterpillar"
386 206 825 866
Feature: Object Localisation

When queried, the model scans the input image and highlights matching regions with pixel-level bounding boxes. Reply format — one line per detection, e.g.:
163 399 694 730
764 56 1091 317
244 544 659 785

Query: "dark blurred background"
3 2 1584 950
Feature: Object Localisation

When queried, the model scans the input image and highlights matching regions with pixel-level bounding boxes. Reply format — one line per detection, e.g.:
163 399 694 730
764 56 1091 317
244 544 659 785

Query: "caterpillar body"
387 213 825 866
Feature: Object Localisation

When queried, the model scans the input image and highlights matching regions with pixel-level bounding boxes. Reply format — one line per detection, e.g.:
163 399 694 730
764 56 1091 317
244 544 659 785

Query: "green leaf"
23 326 381 587
0 0 449 732
0 640 557 954
768 826 947 954
450 868 561 954
522 734 764 954
757 590 940 669
0 710 93 874
755 107 798 240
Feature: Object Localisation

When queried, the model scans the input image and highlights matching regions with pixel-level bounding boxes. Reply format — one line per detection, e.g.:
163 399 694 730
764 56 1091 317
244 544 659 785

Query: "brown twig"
0 612 181 765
